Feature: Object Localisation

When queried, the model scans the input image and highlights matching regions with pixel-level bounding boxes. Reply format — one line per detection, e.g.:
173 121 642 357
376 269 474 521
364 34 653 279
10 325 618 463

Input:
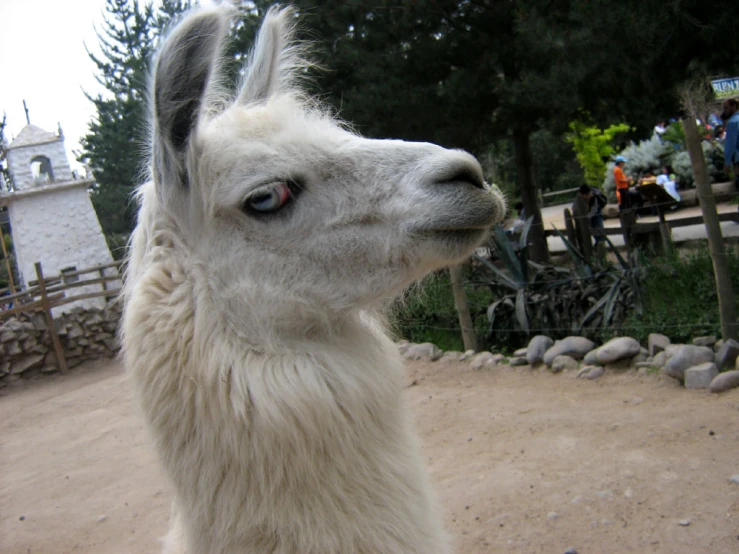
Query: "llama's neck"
123 252 447 553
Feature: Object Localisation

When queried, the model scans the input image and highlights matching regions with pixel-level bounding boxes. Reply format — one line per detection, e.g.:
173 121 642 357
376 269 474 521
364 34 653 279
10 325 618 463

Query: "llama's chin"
415 227 490 263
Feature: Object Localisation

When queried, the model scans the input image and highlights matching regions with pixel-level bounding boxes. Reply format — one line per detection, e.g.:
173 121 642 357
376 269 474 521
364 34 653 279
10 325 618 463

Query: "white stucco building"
0 123 116 313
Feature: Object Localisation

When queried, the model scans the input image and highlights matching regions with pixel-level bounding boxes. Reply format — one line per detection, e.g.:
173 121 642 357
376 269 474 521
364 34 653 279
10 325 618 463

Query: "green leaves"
566 115 631 187
476 222 641 347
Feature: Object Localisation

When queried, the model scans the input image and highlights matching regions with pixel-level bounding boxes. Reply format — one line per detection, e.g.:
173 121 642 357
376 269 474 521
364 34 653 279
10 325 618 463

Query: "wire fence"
393 241 739 348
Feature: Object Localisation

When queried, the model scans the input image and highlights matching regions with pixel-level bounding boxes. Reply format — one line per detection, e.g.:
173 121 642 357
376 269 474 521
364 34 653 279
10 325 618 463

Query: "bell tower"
0 121 115 313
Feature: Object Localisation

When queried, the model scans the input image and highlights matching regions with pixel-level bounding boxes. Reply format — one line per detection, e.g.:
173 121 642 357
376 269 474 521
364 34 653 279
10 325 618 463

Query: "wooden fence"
0 260 122 373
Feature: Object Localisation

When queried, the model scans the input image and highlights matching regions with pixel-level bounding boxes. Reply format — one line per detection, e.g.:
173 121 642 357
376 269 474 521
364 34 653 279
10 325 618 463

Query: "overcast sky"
0 0 111 169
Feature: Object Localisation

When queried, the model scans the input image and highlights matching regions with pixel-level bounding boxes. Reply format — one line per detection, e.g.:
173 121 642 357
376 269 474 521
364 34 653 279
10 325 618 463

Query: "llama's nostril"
439 167 485 190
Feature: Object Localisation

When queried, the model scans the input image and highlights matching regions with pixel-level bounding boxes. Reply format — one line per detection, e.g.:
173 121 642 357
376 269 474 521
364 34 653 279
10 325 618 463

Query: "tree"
79 0 191 237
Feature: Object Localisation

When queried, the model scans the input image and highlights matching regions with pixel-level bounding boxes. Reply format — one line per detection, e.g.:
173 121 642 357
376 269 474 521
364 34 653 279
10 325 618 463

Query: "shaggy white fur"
122 5 505 554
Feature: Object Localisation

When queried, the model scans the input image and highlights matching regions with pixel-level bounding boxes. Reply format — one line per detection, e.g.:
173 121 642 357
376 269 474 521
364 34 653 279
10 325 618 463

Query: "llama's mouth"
412 227 489 248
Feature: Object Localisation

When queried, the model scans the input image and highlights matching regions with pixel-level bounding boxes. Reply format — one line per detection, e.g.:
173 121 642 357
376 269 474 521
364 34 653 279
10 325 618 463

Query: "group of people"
613 98 739 213
723 98 739 189
506 98 739 241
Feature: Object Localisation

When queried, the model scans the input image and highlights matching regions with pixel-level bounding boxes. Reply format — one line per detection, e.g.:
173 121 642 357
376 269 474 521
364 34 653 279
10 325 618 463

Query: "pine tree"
79 0 191 237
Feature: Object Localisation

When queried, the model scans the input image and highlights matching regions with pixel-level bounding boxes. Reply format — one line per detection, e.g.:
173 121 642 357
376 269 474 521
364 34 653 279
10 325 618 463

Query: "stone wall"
0 303 121 387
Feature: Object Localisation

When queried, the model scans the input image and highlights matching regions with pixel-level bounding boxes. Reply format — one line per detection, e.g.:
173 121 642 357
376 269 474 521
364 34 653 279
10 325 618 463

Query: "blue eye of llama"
245 182 291 213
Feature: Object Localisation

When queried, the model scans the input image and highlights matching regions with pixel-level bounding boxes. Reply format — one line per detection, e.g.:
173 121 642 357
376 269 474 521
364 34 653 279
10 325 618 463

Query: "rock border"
397 333 739 394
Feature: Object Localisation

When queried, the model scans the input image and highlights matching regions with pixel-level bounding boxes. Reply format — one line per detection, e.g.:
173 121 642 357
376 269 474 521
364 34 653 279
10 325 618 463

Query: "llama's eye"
244 182 292 214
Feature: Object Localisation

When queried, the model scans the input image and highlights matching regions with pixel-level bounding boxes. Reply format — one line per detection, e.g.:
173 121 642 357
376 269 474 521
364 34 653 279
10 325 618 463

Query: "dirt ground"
2 359 739 554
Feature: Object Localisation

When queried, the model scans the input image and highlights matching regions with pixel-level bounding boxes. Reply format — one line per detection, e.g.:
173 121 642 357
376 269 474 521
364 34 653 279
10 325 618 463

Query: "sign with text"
711 77 739 99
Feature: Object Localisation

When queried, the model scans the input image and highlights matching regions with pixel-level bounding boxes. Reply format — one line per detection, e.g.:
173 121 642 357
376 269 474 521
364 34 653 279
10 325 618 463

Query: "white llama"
122 5 505 554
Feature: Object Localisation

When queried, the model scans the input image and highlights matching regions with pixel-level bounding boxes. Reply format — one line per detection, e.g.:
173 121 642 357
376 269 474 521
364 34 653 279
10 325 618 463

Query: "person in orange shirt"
613 156 633 210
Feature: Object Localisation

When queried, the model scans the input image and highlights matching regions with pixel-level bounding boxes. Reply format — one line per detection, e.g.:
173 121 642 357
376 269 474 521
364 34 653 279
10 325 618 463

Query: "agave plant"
472 219 642 348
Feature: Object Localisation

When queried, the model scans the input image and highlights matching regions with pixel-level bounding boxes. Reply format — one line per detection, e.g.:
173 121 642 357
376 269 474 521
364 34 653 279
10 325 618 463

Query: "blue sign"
711 77 739 99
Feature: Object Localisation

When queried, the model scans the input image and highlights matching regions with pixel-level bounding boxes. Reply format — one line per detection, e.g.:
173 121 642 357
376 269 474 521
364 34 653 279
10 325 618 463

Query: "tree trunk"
512 127 549 263
449 265 477 351
682 117 738 340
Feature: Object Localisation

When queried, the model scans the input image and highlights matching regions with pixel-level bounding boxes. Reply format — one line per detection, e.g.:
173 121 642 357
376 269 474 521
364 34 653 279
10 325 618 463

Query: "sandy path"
2 360 738 553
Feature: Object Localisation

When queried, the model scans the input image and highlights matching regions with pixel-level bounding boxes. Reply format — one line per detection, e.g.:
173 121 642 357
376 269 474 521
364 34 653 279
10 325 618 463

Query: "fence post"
449 265 478 352
35 262 68 373
0 223 16 294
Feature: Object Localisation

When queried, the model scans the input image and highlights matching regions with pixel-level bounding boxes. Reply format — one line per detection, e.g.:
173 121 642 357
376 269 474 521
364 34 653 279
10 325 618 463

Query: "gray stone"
10 354 44 375
596 337 641 364
551 355 578 373
5 340 22 356
630 349 649 365
439 351 462 364
576 365 603 379
459 349 476 361
678 519 691 527
0 360 10 376
5 319 23 332
648 333 670 357
509 356 529 367
546 511 559 520
64 347 83 358
653 351 667 368
21 337 36 352
715 339 739 371
404 342 443 361
470 352 497 369
526 335 554 365
513 347 528 358
692 335 716 347
636 361 656 369
709 370 739 393
729 475 739 485
66 324 84 339
586 366 605 380
714 339 724 353
684 362 718 389
543 336 596 366
0 330 16 342
103 338 119 352
396 340 410 354
583 349 600 366
85 314 104 326
663 345 714 382
564 548 579 554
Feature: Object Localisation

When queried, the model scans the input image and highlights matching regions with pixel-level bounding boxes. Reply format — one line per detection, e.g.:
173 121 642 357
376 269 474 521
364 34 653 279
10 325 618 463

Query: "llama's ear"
152 7 229 189
237 7 300 105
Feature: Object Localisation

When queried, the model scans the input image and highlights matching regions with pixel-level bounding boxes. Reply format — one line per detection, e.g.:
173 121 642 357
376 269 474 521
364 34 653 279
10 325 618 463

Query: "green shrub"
390 269 491 352
618 247 739 343
566 116 631 188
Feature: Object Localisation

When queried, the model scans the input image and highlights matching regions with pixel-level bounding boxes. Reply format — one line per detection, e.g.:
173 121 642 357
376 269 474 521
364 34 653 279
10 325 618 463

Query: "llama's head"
142 5 505 339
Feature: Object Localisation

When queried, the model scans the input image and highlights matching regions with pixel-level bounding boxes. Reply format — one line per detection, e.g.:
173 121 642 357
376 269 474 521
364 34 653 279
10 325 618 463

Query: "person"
654 120 667 137
721 98 739 190
505 201 526 235
613 156 633 210
638 170 657 186
576 184 607 244
656 165 681 202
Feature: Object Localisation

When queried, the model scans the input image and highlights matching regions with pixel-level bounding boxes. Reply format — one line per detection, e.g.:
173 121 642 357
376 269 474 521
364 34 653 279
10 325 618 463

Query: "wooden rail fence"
0 260 122 373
